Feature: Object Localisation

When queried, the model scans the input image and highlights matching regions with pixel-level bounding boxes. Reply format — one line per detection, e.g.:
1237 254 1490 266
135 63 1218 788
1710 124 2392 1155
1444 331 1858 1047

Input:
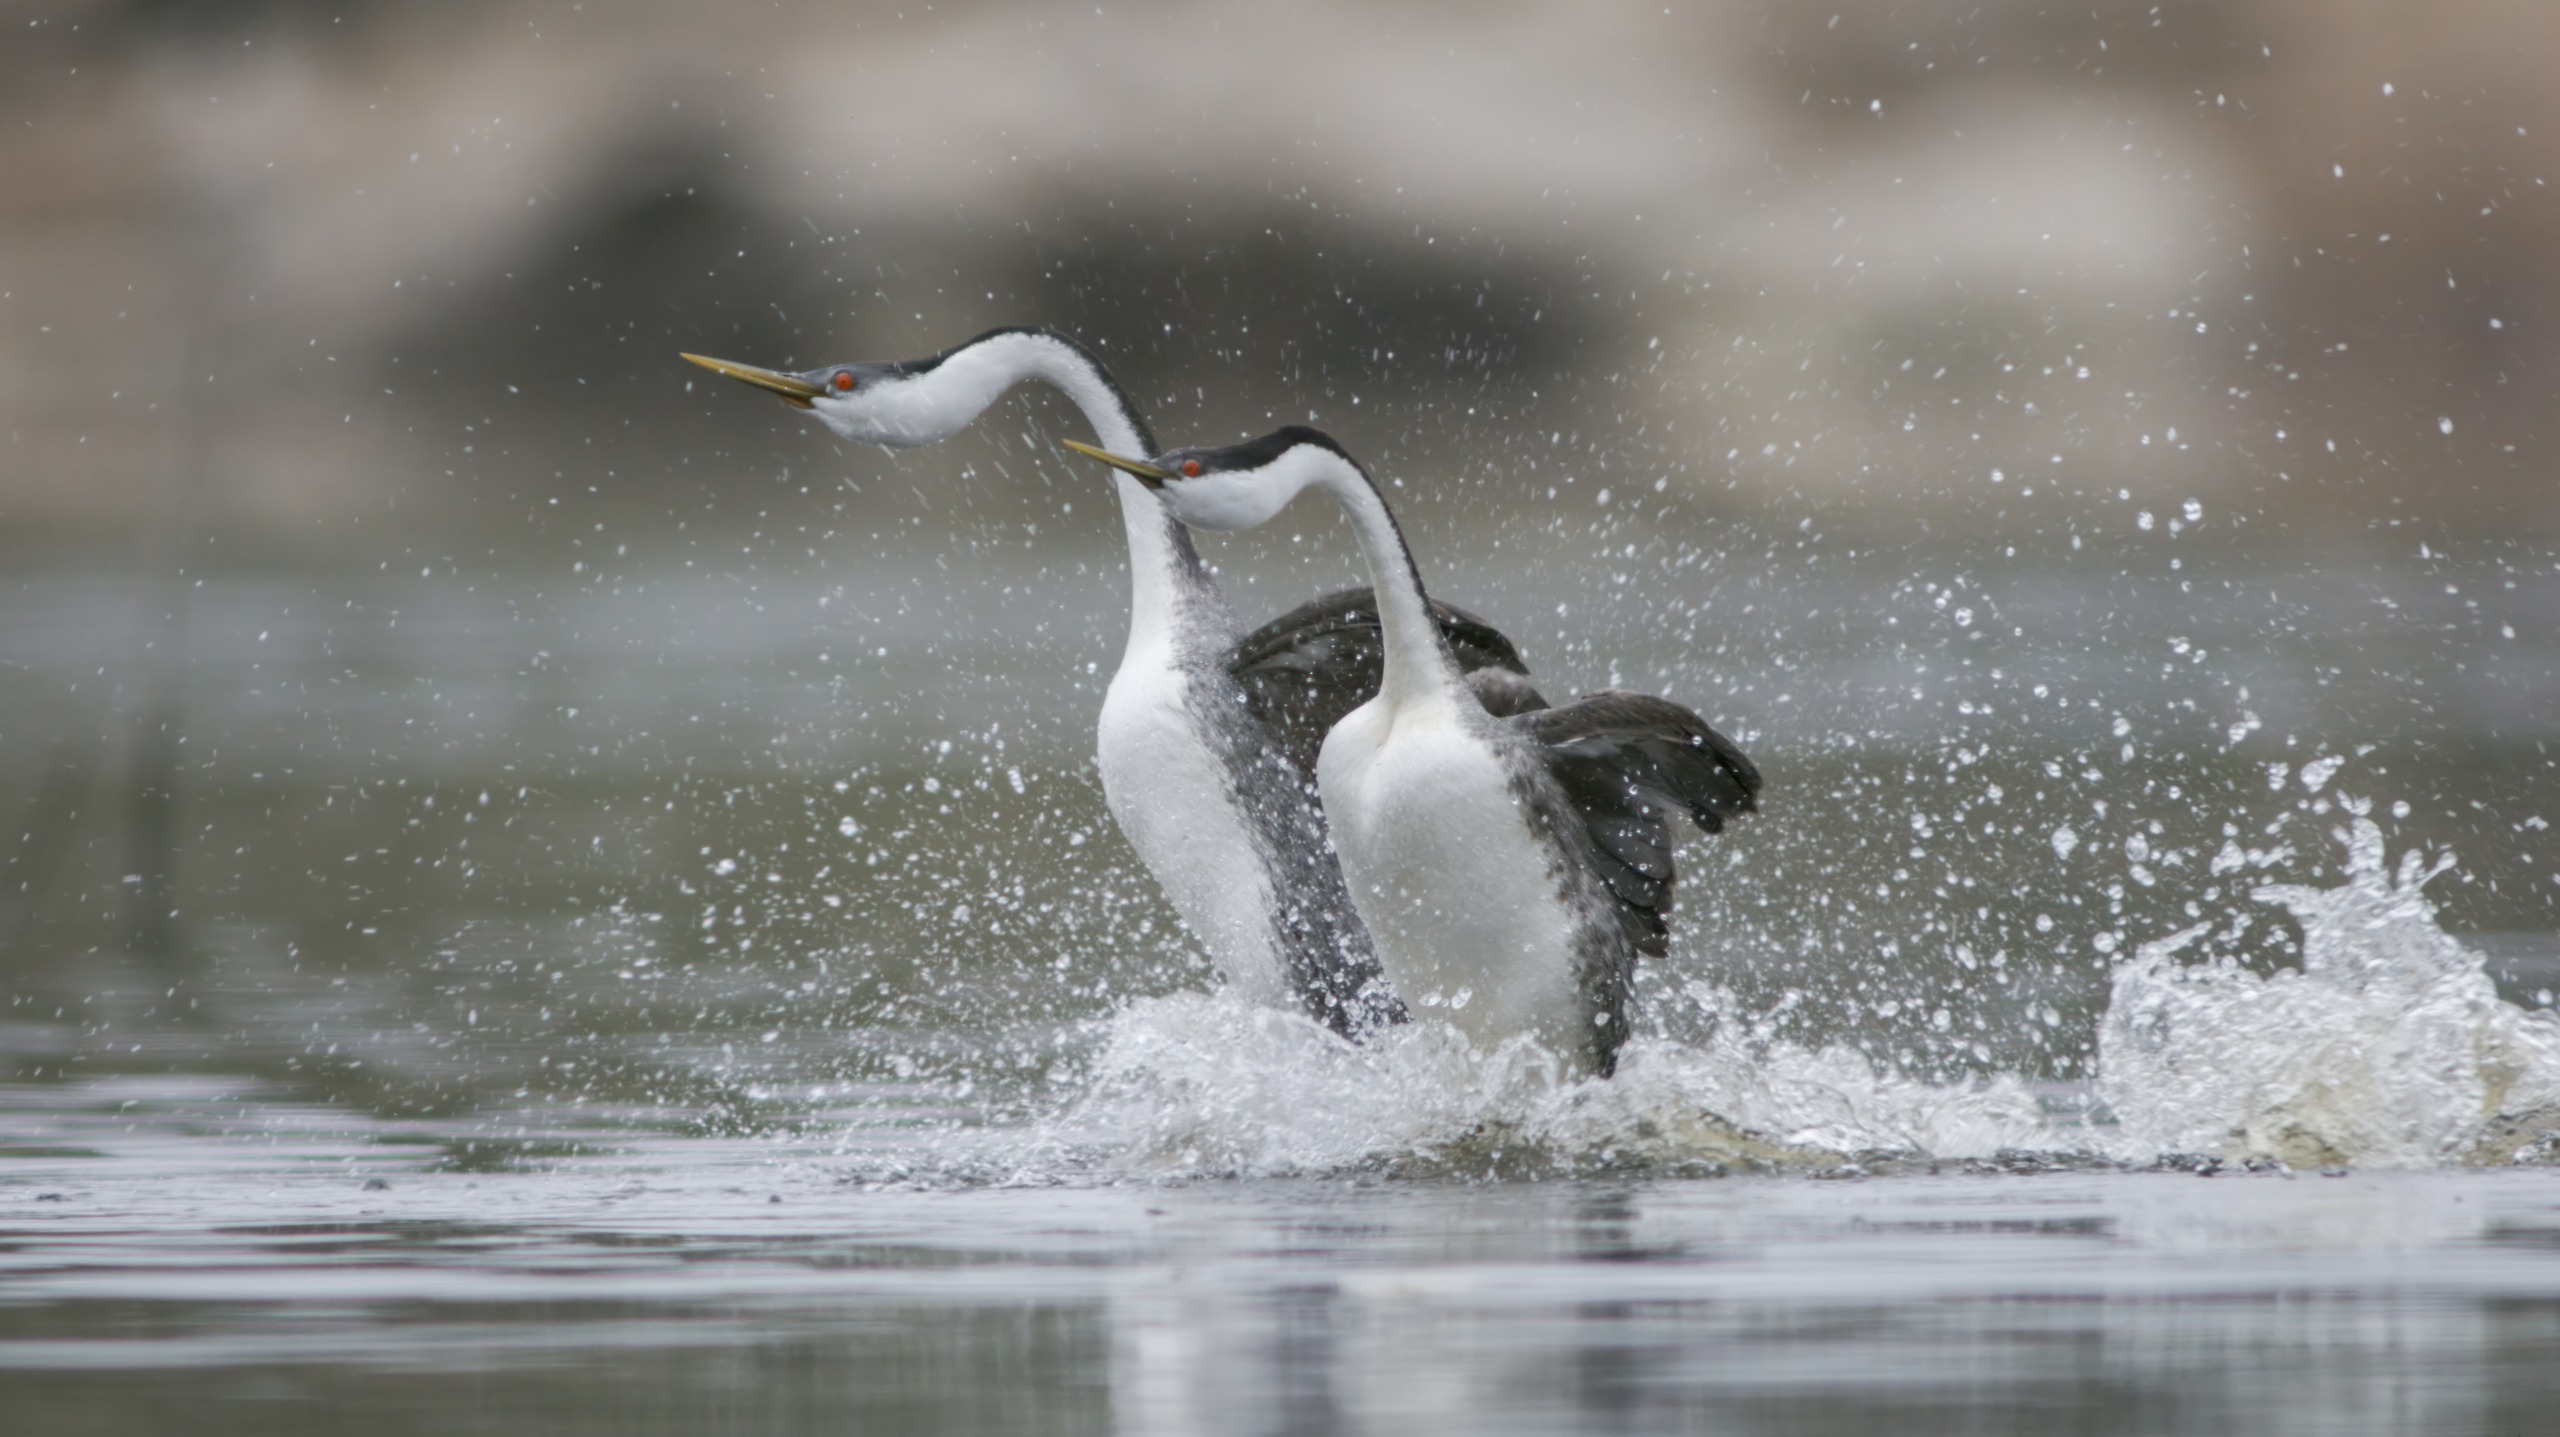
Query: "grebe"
1066 427 1759 1076
681 331 1543 1034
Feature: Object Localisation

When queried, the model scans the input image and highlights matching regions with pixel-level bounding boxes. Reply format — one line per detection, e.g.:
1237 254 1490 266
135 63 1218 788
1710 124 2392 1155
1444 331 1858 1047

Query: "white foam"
989 811 2560 1180
2097 814 2560 1168
1043 984 2047 1178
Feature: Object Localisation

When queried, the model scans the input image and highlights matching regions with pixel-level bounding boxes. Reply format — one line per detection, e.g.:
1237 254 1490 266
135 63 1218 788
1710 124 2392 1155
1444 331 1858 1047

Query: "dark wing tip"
1526 689 1760 828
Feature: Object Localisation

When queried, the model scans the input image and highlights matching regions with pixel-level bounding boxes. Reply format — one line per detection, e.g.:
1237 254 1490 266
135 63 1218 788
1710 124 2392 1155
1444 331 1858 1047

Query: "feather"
1513 691 1761 958
1227 587 1545 775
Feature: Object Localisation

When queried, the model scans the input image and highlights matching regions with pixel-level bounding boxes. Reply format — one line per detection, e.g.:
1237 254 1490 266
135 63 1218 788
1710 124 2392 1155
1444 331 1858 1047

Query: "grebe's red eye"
1181 460 1202 478
831 371 855 392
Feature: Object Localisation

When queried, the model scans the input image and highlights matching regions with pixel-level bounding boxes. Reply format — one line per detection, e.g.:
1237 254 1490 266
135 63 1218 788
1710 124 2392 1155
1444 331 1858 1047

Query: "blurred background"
3 0 2556 1117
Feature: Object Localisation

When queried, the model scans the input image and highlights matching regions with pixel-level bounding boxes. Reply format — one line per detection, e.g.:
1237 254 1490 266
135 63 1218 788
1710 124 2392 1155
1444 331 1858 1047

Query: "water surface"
5 1084 2559 1436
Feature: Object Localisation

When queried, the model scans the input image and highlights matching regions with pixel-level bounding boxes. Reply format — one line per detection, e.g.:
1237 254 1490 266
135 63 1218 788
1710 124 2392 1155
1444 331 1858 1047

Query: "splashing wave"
957 813 2560 1181
1039 988 2048 1178
2098 814 2560 1169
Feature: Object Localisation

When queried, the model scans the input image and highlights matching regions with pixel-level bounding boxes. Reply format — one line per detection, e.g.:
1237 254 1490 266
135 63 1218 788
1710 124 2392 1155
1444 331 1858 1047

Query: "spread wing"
1227 587 1546 776
1511 690 1761 957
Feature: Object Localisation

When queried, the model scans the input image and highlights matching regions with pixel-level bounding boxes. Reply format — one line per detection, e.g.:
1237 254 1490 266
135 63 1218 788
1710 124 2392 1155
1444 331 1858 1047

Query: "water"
5 1116 2559 1434
4 515 2558 1430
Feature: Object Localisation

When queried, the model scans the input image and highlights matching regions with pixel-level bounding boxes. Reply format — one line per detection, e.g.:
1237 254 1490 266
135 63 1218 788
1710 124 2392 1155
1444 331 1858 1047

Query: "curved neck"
942 330 1220 657
1307 457 1462 709
938 329 1156 458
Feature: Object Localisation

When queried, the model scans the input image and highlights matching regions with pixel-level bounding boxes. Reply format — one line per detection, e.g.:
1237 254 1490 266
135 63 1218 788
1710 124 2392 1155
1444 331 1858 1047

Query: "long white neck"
1113 468 1222 660
926 331 1223 659
929 330 1153 457
1307 457 1463 711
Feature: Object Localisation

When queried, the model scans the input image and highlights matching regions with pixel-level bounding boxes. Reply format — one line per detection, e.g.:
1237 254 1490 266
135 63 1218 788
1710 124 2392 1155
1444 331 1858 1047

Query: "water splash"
2098 813 2560 1169
1041 985 2047 1179
1023 810 2559 1179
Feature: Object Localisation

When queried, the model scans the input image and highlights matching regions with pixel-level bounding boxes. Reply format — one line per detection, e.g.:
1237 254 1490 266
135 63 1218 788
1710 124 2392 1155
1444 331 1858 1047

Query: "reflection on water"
3 1095 2558 1435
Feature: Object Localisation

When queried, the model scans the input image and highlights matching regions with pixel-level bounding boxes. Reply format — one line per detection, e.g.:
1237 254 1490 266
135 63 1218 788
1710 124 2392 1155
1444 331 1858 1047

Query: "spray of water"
1040 980 2050 1178
2097 810 2560 1169
1019 808 2559 1178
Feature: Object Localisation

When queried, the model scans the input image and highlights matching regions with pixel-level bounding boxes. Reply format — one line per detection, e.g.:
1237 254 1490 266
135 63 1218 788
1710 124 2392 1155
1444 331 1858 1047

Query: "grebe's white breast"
1093 635 1287 1011
1316 693 1582 1057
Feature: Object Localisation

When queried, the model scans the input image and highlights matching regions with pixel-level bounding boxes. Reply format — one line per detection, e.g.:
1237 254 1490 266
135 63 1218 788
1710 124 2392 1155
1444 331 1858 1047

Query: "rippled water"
4 516 2558 1430
6 1102 2559 1434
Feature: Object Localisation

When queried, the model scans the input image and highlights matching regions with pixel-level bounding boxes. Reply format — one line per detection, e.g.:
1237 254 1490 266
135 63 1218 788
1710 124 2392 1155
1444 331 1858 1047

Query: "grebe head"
1061 426 1365 531
679 350 978 448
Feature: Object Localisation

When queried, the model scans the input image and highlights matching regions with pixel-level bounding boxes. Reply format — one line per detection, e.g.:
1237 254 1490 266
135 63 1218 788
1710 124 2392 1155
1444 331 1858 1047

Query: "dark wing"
1511 690 1761 958
1227 587 1546 776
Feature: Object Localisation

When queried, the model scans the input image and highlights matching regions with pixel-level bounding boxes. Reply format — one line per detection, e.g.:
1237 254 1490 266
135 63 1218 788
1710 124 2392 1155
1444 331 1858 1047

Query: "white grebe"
1067 427 1759 1076
681 331 1543 1034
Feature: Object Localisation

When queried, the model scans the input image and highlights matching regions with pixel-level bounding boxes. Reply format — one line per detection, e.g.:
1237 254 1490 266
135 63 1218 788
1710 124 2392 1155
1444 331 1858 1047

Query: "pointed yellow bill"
1060 437 1171 484
681 352 825 409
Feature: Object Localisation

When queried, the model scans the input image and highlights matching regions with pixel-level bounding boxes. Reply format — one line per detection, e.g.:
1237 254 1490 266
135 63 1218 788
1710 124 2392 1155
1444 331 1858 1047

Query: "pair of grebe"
684 330 1756 1075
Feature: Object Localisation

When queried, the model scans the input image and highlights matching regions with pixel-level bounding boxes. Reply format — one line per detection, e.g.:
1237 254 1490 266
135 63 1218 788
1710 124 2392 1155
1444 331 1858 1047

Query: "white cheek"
809 397 879 443
1177 476 1286 531
814 383 959 448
